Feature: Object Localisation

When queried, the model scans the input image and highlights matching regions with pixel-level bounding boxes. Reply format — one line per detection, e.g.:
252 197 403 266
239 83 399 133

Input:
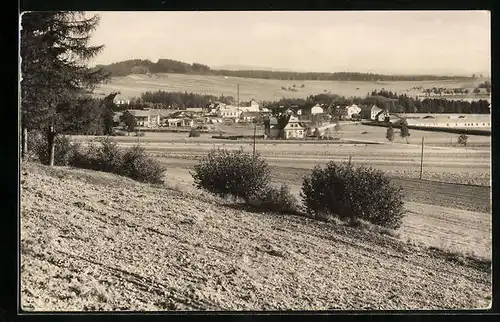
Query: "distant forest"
96 58 473 82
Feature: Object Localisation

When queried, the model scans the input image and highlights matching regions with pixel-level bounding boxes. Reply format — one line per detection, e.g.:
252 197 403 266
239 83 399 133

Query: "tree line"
137 90 235 109
97 58 473 82
261 92 490 116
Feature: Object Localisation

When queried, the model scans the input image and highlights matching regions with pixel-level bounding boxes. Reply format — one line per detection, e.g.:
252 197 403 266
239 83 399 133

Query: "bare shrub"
188 129 201 137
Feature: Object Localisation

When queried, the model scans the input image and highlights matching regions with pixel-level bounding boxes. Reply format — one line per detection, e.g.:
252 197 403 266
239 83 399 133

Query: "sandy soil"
20 163 491 311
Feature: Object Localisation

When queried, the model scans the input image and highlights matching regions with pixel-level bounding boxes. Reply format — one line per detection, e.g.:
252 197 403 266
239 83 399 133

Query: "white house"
370 105 385 121
113 95 131 106
239 99 260 112
311 104 324 115
128 109 161 127
283 116 305 139
346 104 361 119
167 118 194 127
240 111 261 123
217 106 242 119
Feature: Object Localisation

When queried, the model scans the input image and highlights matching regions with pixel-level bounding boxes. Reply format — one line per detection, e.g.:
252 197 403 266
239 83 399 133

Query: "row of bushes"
27 132 165 184
27 132 405 229
191 149 405 229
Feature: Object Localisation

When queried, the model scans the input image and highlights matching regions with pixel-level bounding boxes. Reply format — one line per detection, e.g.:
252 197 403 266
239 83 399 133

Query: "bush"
249 184 300 214
28 132 80 166
188 129 201 137
301 162 405 229
93 137 123 173
192 148 271 202
119 144 166 184
458 133 468 147
69 138 165 184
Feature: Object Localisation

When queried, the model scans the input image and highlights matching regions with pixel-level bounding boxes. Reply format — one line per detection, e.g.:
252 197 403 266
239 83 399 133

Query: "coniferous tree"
21 11 108 160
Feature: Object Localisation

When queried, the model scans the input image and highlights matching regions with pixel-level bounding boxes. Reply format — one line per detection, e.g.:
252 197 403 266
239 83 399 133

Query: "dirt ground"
161 163 491 260
20 163 491 311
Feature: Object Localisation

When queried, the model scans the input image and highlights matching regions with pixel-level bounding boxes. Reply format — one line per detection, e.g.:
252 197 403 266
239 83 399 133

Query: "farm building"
346 104 362 119
311 104 325 115
240 111 261 123
167 118 194 127
185 107 204 113
127 109 161 127
239 99 260 112
283 116 305 139
264 117 281 139
218 106 242 119
407 115 491 129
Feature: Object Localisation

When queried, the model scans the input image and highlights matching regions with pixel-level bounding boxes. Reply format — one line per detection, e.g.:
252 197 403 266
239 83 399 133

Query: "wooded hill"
95 58 473 82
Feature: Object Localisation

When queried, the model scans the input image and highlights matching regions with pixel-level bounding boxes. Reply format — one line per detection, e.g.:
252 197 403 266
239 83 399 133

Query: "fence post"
419 137 424 180
48 125 56 166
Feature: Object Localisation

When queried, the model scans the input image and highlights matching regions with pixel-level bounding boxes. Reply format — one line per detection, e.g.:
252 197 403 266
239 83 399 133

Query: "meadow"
94 73 490 102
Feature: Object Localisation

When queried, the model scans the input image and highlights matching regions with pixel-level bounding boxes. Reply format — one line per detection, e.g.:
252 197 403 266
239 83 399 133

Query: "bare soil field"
20 163 491 311
94 73 489 102
159 163 491 260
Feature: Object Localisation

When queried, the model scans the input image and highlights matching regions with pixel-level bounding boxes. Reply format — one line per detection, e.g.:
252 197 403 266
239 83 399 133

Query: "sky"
87 11 491 76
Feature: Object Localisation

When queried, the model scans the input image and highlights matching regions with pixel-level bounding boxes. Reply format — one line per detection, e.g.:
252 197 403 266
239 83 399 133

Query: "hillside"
20 163 490 311
95 58 472 82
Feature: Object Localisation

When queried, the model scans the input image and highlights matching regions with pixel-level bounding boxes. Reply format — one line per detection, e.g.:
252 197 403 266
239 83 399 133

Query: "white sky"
87 11 491 76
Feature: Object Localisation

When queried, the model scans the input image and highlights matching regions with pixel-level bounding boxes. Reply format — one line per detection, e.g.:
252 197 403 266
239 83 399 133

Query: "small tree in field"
120 111 136 134
458 133 468 147
313 128 321 139
400 120 410 143
386 124 394 142
191 148 271 202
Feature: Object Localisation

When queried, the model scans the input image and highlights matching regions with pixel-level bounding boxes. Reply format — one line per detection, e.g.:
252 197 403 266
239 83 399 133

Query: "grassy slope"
21 163 490 311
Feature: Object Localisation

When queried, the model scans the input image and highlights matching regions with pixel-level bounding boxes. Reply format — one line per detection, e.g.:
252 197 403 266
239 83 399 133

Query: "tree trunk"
22 127 28 161
47 126 56 166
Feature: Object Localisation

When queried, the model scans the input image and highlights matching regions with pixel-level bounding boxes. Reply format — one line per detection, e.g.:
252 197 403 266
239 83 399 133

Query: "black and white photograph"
19 10 491 311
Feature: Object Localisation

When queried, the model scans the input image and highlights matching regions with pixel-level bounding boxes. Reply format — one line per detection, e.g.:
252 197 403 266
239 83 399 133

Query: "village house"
370 105 387 121
239 99 260 112
311 104 325 115
283 116 305 139
217 106 242 119
113 94 131 106
240 111 261 123
264 116 281 139
346 104 362 119
128 109 161 127
167 118 194 127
